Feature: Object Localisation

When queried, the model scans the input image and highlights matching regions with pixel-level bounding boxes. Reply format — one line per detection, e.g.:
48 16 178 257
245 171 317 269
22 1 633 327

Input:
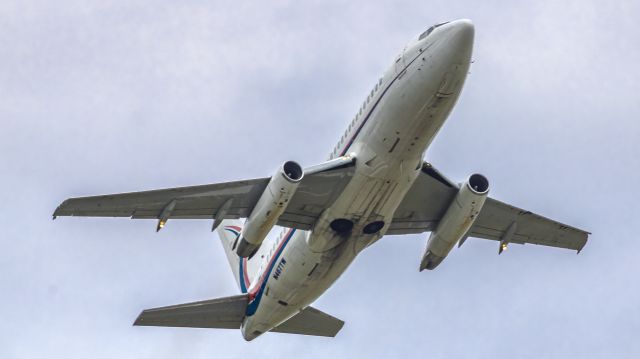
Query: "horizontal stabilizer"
133 294 248 329
271 306 344 337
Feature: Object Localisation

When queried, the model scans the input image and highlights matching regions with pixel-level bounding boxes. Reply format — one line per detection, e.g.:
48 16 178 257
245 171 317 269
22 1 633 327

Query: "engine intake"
468 173 489 194
283 161 303 181
235 161 303 258
419 173 489 270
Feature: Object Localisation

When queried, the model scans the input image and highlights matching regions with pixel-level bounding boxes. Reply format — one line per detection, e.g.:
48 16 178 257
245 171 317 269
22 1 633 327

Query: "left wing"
390 162 589 252
54 178 269 220
53 157 356 230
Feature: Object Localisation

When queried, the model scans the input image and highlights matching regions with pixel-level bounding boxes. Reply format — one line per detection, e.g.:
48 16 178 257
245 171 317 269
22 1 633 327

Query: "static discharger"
156 199 177 232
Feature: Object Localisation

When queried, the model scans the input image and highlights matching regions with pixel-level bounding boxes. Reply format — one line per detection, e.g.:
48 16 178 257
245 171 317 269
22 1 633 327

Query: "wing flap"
133 294 248 329
271 306 344 337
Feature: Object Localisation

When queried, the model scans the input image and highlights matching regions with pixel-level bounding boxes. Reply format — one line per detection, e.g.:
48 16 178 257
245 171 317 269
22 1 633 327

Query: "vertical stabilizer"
216 219 251 292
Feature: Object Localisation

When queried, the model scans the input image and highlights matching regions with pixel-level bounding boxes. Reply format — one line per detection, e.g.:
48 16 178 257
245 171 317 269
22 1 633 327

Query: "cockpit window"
418 27 434 40
418 21 450 40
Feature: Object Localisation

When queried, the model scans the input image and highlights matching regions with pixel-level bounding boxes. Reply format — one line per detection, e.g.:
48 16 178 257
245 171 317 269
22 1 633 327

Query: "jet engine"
235 161 303 258
419 173 489 270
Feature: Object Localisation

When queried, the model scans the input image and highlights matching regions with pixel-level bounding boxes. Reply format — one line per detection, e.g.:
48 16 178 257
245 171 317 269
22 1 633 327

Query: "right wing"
390 162 589 252
53 156 356 230
468 197 589 252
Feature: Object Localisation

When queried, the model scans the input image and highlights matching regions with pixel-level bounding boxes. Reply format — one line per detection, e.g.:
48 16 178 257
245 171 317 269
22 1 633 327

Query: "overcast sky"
2 0 640 358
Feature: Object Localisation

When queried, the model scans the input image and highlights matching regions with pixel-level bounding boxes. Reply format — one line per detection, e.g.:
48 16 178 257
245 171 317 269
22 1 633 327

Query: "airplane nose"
438 19 474 64
447 19 474 53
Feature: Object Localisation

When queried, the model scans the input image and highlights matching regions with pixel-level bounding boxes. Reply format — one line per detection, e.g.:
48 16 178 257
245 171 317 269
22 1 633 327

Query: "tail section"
133 295 345 340
216 219 251 292
135 219 345 340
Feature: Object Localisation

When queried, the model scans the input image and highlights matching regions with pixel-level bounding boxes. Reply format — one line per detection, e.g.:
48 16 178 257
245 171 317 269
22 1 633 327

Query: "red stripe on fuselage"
242 258 250 289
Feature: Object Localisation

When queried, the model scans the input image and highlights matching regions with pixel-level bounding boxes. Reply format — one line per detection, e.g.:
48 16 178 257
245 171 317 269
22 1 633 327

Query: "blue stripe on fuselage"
238 259 248 293
224 228 240 236
245 229 296 316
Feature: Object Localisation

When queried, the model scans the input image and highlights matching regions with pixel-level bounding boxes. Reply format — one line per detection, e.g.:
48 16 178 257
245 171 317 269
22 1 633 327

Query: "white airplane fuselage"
240 20 475 340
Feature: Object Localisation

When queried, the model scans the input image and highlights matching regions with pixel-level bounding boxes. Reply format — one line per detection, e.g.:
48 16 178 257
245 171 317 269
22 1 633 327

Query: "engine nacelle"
235 161 303 258
419 173 489 270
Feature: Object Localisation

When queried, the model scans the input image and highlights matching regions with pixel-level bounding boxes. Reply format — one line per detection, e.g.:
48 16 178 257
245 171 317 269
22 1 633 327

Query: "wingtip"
577 237 588 254
52 206 61 220
52 199 71 219
132 311 145 326
52 207 62 220
333 320 346 337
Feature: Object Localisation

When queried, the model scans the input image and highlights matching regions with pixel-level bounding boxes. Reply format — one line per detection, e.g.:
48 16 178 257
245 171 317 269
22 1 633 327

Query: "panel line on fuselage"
338 47 428 157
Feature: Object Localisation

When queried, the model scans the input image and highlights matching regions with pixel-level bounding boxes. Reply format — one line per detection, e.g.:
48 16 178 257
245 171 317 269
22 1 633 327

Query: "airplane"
53 19 589 341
